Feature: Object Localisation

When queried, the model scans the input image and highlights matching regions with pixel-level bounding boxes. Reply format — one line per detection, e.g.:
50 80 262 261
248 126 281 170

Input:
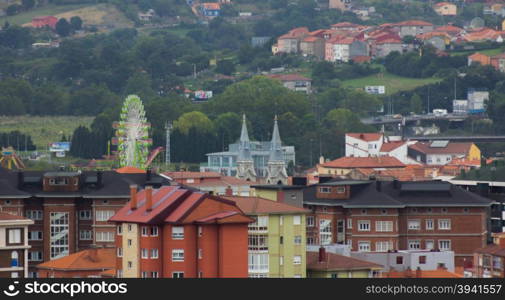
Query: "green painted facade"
249 213 307 278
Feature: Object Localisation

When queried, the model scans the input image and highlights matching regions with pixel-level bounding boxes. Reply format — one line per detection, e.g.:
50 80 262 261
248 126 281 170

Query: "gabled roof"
347 133 383 142
37 248 115 271
380 141 406 152
435 25 464 35
408 142 473 155
322 156 405 169
307 251 383 271
109 186 251 225
279 27 309 39
224 196 309 214
331 22 361 28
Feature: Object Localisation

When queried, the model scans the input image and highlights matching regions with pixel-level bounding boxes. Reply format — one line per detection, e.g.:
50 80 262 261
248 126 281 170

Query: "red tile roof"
408 142 473 155
115 166 146 174
202 2 221 10
279 27 310 39
434 2 454 7
224 196 309 214
322 156 406 169
331 22 361 28
347 133 383 142
435 25 464 35
351 55 371 63
37 248 115 271
376 37 402 45
380 141 405 152
109 186 250 225
302 36 323 43
307 251 383 271
0 212 28 221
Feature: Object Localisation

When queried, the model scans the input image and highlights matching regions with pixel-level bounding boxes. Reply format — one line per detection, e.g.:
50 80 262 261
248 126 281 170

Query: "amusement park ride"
0 147 25 170
112 95 163 170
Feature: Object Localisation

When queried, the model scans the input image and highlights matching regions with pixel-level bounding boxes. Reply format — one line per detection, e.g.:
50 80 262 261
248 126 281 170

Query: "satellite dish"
470 17 485 29
428 37 446 50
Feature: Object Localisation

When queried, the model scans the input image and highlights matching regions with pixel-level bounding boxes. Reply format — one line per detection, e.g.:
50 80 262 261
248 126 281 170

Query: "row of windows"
407 219 451 230
309 207 467 215
354 240 451 252
25 210 117 221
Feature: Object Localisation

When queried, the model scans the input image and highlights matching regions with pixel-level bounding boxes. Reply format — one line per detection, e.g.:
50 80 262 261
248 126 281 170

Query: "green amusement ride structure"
113 95 152 169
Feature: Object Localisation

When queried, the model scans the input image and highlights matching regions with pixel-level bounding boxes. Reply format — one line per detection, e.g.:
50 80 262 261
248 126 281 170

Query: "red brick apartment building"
302 180 494 266
0 169 169 278
110 185 252 278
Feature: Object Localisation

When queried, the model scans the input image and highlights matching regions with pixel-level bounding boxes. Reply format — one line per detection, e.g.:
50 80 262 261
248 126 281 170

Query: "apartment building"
110 185 253 278
0 169 169 277
302 180 493 266
408 141 481 166
224 195 309 278
472 233 505 278
0 212 33 278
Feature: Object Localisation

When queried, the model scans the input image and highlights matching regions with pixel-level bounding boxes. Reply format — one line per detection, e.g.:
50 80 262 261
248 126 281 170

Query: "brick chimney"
225 185 233 196
145 185 153 212
499 237 505 249
88 247 98 262
415 267 422 278
318 246 326 263
130 184 138 210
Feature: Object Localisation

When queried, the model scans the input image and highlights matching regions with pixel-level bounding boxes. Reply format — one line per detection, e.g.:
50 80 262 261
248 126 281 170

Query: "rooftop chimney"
318 246 326 263
376 181 382 192
130 184 138 210
225 185 233 196
145 185 153 212
88 247 98 262
17 171 24 189
97 171 103 187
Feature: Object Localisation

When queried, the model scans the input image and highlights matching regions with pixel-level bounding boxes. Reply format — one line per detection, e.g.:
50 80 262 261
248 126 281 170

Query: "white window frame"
408 220 420 230
172 249 184 262
358 220 370 232
426 219 434 230
439 240 451 250
117 247 123 258
79 230 92 241
96 210 115 222
151 248 159 259
151 226 159 236
141 226 149 237
408 240 421 250
375 221 393 232
347 218 352 229
293 215 301 225
79 210 92 220
438 219 451 230
293 255 302 265
358 241 371 252
306 216 315 227
172 226 184 239
141 248 149 259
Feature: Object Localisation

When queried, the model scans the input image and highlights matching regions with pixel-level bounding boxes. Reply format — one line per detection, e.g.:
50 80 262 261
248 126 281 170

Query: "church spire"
238 114 252 161
269 115 283 162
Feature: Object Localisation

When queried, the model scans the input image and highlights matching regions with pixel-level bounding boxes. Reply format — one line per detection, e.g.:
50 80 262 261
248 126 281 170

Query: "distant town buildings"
200 3 221 17
433 2 458 16
472 232 505 278
31 16 58 29
408 141 481 166
163 171 253 196
266 74 312 94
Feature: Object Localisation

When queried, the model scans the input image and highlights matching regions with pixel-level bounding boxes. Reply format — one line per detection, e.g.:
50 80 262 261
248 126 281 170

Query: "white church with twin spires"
200 115 295 184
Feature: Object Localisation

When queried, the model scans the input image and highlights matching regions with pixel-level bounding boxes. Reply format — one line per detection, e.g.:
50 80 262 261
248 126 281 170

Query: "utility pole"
165 121 173 165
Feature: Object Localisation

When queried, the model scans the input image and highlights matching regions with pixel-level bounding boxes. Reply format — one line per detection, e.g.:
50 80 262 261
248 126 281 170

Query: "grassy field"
0 116 94 149
50 4 133 30
0 4 89 25
342 72 443 95
449 47 505 57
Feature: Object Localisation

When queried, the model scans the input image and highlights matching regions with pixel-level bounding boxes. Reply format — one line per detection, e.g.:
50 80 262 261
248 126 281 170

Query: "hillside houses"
273 19 505 62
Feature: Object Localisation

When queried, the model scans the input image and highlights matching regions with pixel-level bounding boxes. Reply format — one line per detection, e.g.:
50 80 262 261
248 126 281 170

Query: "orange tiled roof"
416 31 450 40
409 142 473 155
37 248 115 271
279 27 310 39
224 196 309 214
347 133 383 142
380 141 406 152
434 2 454 7
202 2 221 10
115 166 146 174
435 25 464 35
332 22 361 28
307 251 383 271
302 36 323 43
322 156 406 169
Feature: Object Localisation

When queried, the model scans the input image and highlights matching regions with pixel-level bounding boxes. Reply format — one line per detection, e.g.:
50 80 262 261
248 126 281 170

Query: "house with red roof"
266 73 312 94
325 37 368 62
393 20 434 37
109 185 253 278
200 2 221 17
345 133 415 164
435 24 464 37
408 141 481 166
36 248 115 278
31 16 58 29
276 27 310 54
307 247 383 278
472 233 505 278
300 36 325 59
0 212 33 278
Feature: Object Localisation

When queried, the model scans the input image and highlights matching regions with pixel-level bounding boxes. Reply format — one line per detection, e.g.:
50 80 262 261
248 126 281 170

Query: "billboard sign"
194 90 213 101
365 86 386 95
49 142 71 152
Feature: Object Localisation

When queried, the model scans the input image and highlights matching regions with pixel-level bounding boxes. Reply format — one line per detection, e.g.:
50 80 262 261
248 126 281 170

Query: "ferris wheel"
112 95 152 169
